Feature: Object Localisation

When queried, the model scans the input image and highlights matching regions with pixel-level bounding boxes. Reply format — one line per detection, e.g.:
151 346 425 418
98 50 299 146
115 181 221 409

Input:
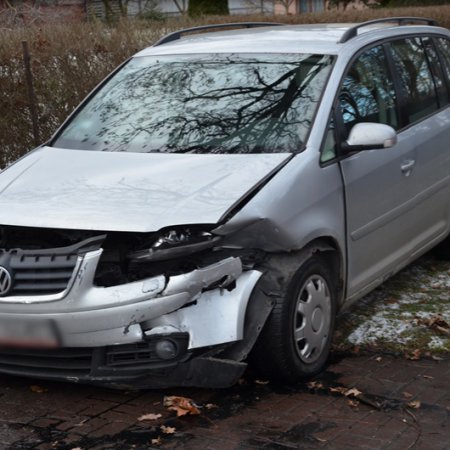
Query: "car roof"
135 22 449 58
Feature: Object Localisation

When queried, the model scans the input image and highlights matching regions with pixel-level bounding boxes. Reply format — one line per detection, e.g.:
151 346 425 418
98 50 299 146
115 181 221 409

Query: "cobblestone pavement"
0 354 448 450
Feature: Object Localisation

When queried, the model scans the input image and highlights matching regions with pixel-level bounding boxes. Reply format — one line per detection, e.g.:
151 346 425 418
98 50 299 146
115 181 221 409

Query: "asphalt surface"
0 353 448 450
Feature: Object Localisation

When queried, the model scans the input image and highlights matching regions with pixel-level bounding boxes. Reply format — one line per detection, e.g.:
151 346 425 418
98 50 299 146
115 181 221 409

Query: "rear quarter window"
435 37 450 94
422 37 450 107
389 37 439 124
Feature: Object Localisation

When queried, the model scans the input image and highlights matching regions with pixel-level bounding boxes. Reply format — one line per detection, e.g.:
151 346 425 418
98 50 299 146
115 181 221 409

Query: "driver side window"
339 45 398 138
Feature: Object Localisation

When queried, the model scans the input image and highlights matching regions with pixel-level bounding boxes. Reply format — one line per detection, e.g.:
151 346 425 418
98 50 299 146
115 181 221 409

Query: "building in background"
274 0 327 14
1 0 344 24
87 0 274 17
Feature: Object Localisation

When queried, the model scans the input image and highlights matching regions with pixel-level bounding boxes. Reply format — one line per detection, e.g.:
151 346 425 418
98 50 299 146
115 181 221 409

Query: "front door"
337 44 418 300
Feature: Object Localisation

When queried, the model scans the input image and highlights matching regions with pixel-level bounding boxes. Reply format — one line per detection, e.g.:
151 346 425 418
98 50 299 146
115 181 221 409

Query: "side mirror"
342 123 397 153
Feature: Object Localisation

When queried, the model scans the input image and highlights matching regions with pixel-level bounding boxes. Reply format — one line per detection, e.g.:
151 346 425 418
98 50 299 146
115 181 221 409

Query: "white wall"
143 0 274 15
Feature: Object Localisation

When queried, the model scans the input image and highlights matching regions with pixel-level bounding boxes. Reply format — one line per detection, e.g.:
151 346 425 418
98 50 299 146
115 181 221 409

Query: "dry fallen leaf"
423 375 434 380
255 379 270 385
205 403 218 410
406 349 421 361
138 413 162 421
351 345 361 355
375 356 382 362
163 396 200 417
151 437 162 446
329 386 347 395
402 392 413 399
71 447 82 450
347 399 359 408
160 425 176 435
344 388 362 398
415 314 450 335
30 385 48 393
407 400 421 409
307 381 324 390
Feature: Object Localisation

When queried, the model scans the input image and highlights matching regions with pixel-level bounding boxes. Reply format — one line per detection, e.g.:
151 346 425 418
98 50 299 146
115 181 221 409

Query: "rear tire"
434 235 450 260
251 254 337 382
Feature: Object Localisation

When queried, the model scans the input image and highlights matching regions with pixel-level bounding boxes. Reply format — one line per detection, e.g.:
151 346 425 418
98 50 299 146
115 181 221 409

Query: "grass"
333 255 450 356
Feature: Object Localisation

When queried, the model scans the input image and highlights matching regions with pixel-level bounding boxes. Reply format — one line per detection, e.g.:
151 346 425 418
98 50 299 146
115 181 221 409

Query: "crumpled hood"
0 147 290 232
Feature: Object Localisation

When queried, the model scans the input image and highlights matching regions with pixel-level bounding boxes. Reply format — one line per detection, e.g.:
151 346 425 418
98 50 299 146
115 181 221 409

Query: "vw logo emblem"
0 266 12 297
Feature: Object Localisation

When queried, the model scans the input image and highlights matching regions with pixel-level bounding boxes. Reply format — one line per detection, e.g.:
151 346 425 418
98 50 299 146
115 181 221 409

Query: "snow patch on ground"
428 336 446 349
347 315 413 345
336 257 450 352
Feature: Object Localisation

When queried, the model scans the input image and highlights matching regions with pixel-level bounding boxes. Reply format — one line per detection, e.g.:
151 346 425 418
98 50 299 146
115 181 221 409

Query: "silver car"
0 18 449 388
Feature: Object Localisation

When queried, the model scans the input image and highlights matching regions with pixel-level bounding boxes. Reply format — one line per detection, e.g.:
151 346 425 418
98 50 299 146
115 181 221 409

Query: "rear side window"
338 45 398 137
390 38 438 123
435 37 450 90
422 37 450 106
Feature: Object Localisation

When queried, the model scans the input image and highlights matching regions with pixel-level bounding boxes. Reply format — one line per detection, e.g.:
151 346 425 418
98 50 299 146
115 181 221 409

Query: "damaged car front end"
0 223 271 388
0 28 343 388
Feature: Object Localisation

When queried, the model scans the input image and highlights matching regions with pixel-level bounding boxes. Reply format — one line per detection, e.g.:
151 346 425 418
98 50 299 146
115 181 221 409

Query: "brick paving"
0 354 448 449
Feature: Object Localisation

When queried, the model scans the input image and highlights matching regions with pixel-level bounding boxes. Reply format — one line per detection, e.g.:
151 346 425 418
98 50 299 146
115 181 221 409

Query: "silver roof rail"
154 22 284 46
339 17 439 43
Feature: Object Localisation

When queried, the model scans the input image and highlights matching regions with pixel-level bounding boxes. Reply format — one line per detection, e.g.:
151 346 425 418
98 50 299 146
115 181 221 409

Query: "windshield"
53 53 333 154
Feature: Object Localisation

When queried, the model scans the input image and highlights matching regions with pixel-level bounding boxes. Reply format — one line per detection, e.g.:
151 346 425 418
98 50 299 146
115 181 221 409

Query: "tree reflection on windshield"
54 54 333 154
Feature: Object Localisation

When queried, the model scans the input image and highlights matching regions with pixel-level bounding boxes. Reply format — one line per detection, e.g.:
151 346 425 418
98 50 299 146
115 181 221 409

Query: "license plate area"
0 317 59 348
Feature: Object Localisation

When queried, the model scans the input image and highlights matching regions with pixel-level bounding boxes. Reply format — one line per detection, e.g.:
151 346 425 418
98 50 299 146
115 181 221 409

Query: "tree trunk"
188 0 229 17
101 0 114 22
173 0 188 14
118 0 128 17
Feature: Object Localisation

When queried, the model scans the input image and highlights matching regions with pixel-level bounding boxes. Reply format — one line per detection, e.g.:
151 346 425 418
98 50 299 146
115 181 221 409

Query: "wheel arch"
222 236 345 363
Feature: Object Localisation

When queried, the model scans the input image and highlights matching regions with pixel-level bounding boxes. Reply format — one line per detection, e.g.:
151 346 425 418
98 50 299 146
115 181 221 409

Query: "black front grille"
0 347 93 378
10 253 78 296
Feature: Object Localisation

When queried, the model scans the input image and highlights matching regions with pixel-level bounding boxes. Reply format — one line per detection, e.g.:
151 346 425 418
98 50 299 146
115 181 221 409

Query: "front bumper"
0 249 262 387
0 344 247 389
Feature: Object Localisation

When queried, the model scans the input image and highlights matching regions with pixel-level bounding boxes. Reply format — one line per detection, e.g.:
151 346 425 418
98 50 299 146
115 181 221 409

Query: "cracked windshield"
53 54 333 154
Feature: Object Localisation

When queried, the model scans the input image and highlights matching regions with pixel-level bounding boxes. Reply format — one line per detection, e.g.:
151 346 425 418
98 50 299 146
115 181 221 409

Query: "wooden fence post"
21 40 40 147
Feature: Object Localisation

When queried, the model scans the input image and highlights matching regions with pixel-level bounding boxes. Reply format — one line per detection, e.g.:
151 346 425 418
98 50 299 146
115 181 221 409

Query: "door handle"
400 159 415 175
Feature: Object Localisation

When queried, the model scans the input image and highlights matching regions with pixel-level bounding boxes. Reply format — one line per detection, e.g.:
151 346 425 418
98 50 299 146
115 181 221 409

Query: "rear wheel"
251 254 337 382
434 235 450 260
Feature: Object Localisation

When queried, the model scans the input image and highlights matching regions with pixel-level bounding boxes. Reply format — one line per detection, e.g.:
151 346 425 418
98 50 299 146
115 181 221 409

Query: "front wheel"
251 254 338 382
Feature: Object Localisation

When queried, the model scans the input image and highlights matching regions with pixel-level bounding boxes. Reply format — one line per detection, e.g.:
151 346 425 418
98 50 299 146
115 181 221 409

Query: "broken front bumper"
0 249 262 387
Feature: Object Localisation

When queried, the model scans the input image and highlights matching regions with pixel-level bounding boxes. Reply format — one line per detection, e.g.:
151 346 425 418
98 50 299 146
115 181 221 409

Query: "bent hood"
0 147 290 232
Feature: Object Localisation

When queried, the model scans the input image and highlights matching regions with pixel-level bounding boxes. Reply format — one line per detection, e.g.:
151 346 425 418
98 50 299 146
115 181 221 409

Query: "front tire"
251 254 337 382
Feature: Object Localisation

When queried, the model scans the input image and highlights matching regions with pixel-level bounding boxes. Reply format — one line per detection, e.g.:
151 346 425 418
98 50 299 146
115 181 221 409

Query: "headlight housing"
128 227 221 262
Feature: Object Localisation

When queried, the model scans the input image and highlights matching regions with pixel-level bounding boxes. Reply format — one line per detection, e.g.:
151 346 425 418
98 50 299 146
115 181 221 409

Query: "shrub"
188 0 229 17
1 6 449 167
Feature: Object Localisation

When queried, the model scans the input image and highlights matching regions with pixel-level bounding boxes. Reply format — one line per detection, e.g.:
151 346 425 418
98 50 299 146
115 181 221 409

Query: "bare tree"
172 0 188 14
275 0 296 14
244 0 273 14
